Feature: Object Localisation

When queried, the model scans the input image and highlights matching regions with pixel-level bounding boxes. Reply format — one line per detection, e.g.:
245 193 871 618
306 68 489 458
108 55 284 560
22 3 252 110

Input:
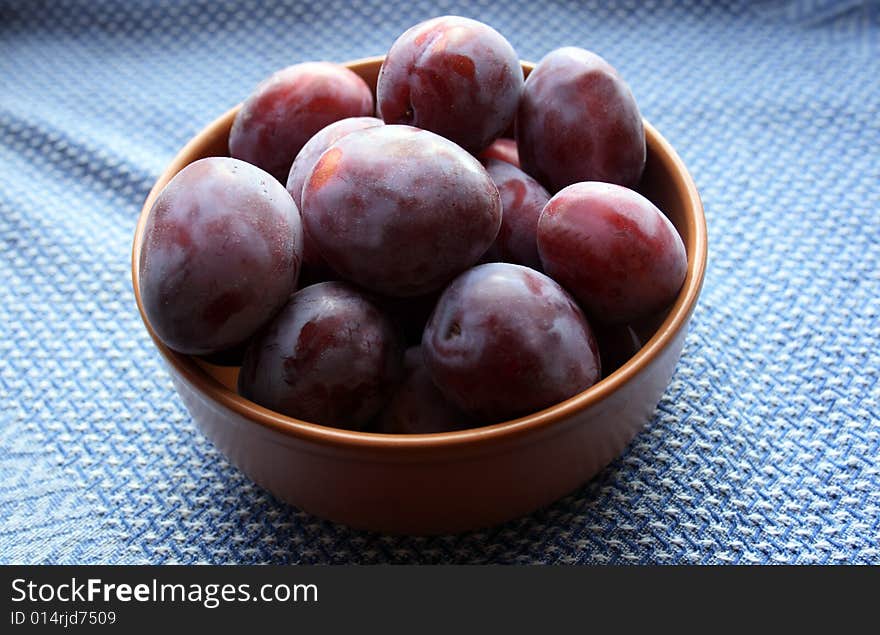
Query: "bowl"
132 57 707 534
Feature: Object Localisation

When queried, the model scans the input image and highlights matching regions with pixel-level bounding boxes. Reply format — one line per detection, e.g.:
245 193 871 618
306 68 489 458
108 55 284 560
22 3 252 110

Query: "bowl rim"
131 55 707 452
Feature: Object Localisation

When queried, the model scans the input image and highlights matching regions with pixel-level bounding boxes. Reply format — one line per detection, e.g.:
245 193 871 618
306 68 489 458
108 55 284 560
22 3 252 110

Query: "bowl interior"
132 57 707 446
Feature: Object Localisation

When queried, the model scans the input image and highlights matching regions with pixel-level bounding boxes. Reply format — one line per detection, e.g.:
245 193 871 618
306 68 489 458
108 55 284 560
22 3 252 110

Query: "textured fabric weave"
1 0 878 564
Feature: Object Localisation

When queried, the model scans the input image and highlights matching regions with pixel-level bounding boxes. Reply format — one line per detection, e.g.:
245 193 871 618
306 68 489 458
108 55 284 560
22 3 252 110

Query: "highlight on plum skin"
481 158 550 270
302 124 502 297
516 47 646 193
537 182 687 325
377 15 524 154
286 116 384 277
422 263 601 423
479 137 519 167
138 157 303 356
374 347 475 434
238 282 404 430
229 62 374 183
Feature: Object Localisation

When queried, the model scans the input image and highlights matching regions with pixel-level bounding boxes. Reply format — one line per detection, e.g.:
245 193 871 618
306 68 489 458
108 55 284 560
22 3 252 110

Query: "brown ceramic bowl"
132 57 707 534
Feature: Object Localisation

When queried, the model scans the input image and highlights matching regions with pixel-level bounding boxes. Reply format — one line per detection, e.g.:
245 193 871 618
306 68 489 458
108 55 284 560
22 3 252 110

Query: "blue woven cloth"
1 0 878 564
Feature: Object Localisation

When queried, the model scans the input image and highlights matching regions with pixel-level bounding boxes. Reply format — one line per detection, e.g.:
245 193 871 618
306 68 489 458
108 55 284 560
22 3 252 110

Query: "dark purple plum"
302 125 501 297
422 263 601 422
377 16 523 153
138 157 302 355
375 347 474 434
238 282 403 429
516 47 645 192
537 182 687 324
481 158 550 270
479 137 519 167
286 116 384 278
229 62 374 182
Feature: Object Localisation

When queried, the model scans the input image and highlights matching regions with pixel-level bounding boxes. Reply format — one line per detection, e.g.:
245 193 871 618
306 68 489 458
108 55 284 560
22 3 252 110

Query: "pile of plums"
138 16 687 433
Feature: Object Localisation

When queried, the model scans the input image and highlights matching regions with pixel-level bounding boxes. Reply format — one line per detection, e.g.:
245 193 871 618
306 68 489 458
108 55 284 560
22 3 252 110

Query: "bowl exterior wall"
169 325 685 534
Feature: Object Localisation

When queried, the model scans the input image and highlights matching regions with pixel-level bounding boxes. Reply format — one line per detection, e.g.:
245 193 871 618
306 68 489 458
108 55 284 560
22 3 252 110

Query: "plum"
375 347 474 434
377 16 523 153
537 182 687 324
422 263 601 422
229 62 374 182
238 282 403 429
481 158 550 270
516 47 645 192
301 124 501 297
286 116 384 278
138 157 302 355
